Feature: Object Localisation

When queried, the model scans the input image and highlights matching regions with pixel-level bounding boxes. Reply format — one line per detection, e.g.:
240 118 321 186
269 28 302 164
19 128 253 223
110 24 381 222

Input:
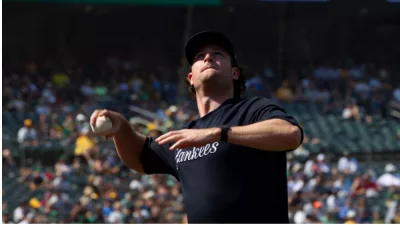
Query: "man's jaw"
201 65 218 72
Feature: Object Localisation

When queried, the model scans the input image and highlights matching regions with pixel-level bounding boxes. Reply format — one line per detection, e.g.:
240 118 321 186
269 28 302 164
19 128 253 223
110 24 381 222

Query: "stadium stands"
3 1 400 224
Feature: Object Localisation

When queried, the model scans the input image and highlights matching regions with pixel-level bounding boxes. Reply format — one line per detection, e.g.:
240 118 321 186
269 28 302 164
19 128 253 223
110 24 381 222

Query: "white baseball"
91 116 113 134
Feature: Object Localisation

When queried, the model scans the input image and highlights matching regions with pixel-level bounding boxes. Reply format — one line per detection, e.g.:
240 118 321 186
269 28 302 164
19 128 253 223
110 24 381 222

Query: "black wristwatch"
220 126 231 142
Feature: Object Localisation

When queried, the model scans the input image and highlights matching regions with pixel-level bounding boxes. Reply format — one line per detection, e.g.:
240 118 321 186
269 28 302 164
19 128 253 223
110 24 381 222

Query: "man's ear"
187 73 193 85
232 67 240 80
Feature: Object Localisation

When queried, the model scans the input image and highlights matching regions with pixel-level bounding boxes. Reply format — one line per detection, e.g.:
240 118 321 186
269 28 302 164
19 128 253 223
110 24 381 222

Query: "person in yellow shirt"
344 210 357 224
52 73 69 88
276 80 295 103
75 127 98 162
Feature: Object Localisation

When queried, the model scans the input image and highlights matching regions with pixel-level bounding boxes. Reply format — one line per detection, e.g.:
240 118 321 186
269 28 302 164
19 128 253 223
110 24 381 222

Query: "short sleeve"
249 97 304 145
140 137 179 180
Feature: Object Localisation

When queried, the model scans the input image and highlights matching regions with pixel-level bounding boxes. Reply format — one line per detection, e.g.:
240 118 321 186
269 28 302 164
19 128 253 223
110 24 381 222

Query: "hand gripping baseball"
90 109 124 138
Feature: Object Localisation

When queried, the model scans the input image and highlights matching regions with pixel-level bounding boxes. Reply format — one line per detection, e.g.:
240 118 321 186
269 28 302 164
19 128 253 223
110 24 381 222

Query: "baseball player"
90 31 303 223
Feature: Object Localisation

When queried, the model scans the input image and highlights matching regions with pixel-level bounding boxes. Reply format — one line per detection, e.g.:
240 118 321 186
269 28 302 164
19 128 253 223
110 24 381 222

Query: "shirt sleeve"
140 136 179 180
248 97 304 146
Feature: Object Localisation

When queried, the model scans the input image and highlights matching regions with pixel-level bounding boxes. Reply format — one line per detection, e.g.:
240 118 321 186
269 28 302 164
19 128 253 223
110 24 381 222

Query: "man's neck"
195 92 233 118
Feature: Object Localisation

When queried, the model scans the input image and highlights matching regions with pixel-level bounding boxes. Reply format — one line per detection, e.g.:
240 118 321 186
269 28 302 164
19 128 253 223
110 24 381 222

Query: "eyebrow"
195 48 227 57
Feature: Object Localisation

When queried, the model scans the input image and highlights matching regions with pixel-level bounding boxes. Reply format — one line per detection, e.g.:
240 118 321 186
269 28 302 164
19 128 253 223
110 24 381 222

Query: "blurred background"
2 0 400 223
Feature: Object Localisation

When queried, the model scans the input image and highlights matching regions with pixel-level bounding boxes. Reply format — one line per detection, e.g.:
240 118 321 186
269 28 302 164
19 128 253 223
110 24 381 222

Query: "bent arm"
225 118 302 151
113 120 146 173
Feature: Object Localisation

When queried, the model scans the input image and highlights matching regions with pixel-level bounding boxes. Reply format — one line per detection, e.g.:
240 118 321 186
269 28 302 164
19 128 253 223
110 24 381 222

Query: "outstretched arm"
156 118 302 151
223 118 302 151
112 120 147 173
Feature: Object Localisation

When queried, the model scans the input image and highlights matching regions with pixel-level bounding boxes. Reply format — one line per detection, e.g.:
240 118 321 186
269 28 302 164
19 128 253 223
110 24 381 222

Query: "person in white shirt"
17 119 39 145
377 164 400 187
107 202 123 223
316 153 330 174
338 152 358 174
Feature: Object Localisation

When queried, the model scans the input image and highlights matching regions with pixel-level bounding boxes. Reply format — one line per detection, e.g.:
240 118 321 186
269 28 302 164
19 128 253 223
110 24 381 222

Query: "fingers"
90 109 122 137
157 132 182 145
156 130 179 143
156 129 196 150
90 109 116 126
90 109 103 126
169 139 187 150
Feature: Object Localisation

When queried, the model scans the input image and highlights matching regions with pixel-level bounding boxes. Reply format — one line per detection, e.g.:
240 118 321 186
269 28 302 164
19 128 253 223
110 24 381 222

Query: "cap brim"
185 31 236 66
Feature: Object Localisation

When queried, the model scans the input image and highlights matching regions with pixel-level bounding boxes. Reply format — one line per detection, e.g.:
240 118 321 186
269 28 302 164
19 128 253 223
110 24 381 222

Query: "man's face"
188 44 239 92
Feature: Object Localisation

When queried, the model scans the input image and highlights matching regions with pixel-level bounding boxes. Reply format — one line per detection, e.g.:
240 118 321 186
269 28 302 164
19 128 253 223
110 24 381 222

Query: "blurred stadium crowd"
3 2 400 224
3 53 400 224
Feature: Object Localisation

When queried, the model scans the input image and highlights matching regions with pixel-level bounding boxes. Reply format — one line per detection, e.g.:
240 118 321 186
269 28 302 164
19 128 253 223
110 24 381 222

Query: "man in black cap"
90 31 303 223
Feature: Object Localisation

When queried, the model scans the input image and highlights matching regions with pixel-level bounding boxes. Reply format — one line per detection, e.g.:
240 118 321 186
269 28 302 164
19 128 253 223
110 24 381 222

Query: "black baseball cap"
185 31 238 66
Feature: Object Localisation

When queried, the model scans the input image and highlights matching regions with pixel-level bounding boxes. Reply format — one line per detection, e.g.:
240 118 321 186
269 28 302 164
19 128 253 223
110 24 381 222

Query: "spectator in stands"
302 78 331 104
80 79 95 97
344 210 357 224
74 127 98 163
292 204 307 224
36 99 51 116
303 156 316 178
315 153 330 174
372 210 384 224
13 201 29 223
292 144 310 159
276 80 295 103
60 114 75 138
350 172 378 197
246 73 267 97
313 62 340 89
52 71 70 88
5 93 25 113
28 171 44 191
2 149 16 171
41 83 57 105
2 213 11 224
339 198 355 221
61 100 77 114
394 206 400 223
342 103 360 120
76 113 89 134
38 114 50 140
17 119 39 146
49 116 62 139
107 202 123 223
385 198 399 223
377 163 400 187
337 152 358 174
102 200 113 220
55 159 71 175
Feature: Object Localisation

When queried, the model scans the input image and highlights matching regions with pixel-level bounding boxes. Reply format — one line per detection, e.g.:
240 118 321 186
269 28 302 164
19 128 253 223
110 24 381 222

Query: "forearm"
113 119 146 173
224 119 302 151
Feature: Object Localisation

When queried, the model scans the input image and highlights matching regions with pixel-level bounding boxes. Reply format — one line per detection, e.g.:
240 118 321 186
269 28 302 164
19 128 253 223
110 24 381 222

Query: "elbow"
287 125 302 150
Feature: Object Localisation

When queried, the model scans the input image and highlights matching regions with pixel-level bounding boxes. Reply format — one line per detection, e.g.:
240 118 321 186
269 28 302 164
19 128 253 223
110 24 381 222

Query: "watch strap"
220 126 231 142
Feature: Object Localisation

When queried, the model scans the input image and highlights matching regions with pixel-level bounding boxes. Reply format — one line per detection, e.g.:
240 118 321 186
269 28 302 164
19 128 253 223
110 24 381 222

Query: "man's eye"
214 51 223 56
196 54 205 60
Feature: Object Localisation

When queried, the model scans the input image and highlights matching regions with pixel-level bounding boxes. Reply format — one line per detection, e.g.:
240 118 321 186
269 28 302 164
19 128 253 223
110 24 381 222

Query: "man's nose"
203 53 213 62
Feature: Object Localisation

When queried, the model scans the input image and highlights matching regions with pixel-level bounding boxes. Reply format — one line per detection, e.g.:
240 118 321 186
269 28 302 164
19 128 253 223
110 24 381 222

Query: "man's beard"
195 74 233 94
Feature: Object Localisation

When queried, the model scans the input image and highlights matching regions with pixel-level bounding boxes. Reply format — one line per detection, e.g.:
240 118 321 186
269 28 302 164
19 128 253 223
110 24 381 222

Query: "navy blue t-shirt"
140 96 303 223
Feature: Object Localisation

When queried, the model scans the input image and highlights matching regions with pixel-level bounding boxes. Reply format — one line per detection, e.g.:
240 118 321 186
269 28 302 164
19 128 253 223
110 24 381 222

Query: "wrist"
220 126 231 142
114 118 131 137
211 127 222 142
